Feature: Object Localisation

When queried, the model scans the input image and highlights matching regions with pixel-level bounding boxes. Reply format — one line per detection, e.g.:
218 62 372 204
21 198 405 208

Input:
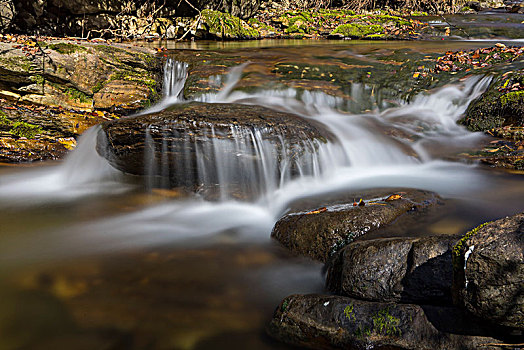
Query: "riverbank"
0 36 162 161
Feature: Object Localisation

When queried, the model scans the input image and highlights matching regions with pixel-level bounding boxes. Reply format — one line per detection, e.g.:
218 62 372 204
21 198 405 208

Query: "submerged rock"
452 213 524 330
96 102 333 196
326 235 459 304
267 294 501 350
271 189 442 262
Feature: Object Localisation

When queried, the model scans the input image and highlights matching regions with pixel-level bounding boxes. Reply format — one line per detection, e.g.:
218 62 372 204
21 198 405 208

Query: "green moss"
94 44 128 55
248 18 277 33
367 33 387 39
48 43 87 55
344 304 356 322
281 299 289 312
452 221 492 261
372 308 401 336
65 87 92 103
201 10 259 39
0 110 11 128
9 121 43 139
92 81 105 93
29 74 45 85
501 90 524 106
1 56 33 72
331 23 384 38
110 70 157 88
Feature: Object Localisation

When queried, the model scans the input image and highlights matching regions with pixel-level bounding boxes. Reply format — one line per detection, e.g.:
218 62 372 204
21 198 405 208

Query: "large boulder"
326 235 459 304
452 213 524 330
96 102 333 195
271 189 442 262
267 294 501 350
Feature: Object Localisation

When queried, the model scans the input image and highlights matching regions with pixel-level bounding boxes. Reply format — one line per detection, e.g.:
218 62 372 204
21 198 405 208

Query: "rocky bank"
0 36 162 162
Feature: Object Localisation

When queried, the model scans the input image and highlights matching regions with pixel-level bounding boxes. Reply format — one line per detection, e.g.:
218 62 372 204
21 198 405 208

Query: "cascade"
0 59 491 208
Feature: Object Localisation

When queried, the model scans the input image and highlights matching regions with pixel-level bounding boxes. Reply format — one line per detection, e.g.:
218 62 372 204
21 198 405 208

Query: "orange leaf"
306 207 327 215
385 194 402 201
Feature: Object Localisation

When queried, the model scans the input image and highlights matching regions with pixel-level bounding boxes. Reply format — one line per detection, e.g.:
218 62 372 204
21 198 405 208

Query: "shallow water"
0 39 523 349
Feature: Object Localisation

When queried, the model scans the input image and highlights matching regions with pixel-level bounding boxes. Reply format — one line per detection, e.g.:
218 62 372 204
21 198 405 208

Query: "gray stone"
326 235 459 304
267 294 502 350
453 213 524 330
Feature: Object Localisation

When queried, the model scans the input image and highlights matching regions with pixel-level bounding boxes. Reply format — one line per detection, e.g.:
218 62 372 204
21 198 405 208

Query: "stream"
0 38 523 349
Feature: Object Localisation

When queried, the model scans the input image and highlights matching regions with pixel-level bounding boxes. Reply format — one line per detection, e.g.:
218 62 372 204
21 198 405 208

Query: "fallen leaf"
385 194 402 201
306 207 327 215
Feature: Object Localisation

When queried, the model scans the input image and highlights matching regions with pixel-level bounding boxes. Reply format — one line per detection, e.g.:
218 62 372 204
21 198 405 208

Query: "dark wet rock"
267 294 501 350
452 213 524 330
96 102 332 191
326 235 459 304
271 189 442 262
459 71 524 134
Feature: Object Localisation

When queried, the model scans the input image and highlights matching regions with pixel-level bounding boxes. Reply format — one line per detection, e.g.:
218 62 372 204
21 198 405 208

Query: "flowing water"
0 40 523 349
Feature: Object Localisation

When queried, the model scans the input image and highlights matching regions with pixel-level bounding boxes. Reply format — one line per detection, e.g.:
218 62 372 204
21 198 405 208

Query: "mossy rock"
48 43 87 55
267 294 502 349
201 10 259 39
459 72 524 134
451 214 524 330
331 23 384 38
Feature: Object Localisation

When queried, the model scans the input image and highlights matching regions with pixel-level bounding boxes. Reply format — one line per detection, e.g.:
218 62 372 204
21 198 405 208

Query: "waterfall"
137 58 188 115
142 123 347 201
163 59 189 99
0 127 127 204
0 57 492 209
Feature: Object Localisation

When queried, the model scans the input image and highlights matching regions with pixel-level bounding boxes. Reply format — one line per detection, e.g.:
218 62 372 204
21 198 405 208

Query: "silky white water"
0 58 501 262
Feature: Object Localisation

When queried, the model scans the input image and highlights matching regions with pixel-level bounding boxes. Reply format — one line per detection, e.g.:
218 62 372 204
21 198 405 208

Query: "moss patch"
372 308 401 336
452 221 492 263
1 56 33 73
9 121 43 139
48 43 87 55
501 90 524 106
0 110 11 128
332 23 384 38
201 10 259 39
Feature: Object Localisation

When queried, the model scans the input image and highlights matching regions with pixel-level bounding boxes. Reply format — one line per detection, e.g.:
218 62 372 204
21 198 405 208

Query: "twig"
438 14 470 38
176 13 201 41
175 0 202 41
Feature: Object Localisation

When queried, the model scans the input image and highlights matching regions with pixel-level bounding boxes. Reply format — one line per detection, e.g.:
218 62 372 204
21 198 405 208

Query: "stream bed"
0 38 523 349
